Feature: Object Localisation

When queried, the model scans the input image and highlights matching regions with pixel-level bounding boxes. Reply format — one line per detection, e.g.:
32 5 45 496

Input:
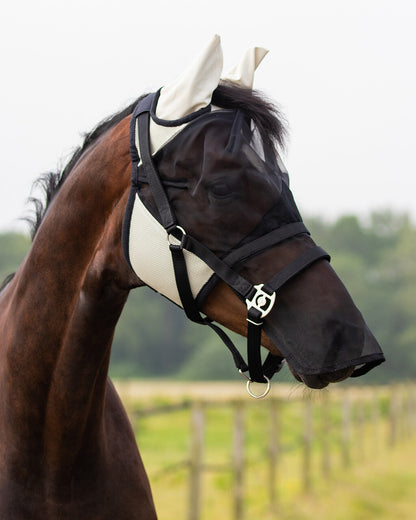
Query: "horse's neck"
0 117 134 456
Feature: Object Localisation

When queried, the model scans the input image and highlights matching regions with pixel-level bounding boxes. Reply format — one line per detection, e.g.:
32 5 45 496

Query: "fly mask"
122 37 385 396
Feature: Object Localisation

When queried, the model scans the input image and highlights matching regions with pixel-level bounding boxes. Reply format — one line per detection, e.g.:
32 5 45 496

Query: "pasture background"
117 381 416 520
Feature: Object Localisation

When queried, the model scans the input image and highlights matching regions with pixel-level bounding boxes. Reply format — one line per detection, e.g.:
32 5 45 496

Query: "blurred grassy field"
115 381 416 520
285 437 416 520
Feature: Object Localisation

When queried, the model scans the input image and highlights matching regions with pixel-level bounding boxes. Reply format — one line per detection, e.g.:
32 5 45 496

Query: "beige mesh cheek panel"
128 194 214 307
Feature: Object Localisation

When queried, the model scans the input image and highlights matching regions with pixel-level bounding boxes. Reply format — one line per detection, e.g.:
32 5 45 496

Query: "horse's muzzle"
263 308 385 388
292 367 355 389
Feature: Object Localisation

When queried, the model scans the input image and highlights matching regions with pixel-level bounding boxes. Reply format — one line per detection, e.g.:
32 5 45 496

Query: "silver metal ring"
167 226 186 245
246 376 271 399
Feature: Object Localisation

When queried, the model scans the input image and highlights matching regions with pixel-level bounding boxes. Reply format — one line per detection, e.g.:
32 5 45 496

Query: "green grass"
284 438 416 520
117 382 416 520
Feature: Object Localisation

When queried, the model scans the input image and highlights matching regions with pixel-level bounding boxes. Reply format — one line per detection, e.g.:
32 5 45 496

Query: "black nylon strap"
169 244 204 323
129 93 157 180
247 308 264 382
265 246 330 293
208 323 249 373
131 93 156 121
247 309 285 382
247 327 286 382
137 112 177 231
246 292 288 381
181 234 255 299
224 222 309 268
262 353 285 378
170 243 249 373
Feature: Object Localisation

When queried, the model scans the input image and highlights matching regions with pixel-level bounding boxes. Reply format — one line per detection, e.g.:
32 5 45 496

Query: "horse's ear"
221 47 268 88
156 34 223 120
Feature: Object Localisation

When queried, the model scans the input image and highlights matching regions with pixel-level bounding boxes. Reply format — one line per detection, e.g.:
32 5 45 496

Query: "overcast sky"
0 0 415 232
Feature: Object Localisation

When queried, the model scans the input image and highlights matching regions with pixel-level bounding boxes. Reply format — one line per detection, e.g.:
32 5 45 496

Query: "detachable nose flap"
262 307 385 377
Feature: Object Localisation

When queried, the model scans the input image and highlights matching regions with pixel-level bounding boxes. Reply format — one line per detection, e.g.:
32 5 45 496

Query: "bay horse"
0 37 383 518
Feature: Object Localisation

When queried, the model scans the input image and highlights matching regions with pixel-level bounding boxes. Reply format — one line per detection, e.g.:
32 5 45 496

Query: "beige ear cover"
148 35 223 154
221 46 268 88
146 39 269 155
156 34 223 120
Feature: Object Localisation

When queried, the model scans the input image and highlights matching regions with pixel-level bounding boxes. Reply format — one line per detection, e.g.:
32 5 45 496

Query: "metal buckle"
245 284 276 319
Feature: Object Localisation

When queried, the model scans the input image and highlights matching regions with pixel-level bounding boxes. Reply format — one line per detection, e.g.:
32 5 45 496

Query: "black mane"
26 96 146 239
26 84 287 239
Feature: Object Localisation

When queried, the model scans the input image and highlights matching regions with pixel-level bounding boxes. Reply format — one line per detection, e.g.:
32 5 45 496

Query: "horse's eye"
210 182 232 198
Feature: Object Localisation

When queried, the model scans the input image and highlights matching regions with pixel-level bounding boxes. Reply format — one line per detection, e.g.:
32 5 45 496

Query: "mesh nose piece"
262 307 385 378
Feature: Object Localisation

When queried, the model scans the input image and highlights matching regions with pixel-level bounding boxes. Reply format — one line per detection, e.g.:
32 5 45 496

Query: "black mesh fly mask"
123 91 385 396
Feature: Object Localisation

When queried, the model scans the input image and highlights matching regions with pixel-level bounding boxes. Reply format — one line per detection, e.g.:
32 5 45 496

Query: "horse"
0 37 383 518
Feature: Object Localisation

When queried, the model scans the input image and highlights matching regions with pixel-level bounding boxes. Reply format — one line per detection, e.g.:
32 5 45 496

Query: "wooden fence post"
389 390 399 447
268 399 280 511
320 392 331 479
409 387 416 435
355 400 366 461
302 398 313 493
233 401 245 520
341 393 352 468
371 389 381 455
188 402 204 520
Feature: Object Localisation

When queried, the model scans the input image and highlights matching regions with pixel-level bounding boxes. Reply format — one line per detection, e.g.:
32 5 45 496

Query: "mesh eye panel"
145 109 301 254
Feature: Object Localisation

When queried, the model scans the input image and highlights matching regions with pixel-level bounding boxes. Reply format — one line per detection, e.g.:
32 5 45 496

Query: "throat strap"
170 242 249 373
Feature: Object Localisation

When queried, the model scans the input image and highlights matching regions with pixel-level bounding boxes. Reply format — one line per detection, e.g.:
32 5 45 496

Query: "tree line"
1 210 415 383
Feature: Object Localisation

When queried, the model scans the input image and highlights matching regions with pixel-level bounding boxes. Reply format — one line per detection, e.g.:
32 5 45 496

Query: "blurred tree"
0 232 30 284
110 288 193 378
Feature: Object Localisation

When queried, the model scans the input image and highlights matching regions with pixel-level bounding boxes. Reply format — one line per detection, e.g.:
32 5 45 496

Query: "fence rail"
126 384 416 520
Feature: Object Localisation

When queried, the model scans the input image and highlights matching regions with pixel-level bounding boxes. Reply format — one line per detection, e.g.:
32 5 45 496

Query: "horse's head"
123 36 384 391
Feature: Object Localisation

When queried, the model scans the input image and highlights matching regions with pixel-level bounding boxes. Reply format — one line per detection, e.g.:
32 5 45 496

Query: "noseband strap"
127 93 331 390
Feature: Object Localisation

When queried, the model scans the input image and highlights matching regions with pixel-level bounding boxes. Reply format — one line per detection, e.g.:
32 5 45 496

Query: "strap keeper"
247 306 263 326
247 317 263 326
